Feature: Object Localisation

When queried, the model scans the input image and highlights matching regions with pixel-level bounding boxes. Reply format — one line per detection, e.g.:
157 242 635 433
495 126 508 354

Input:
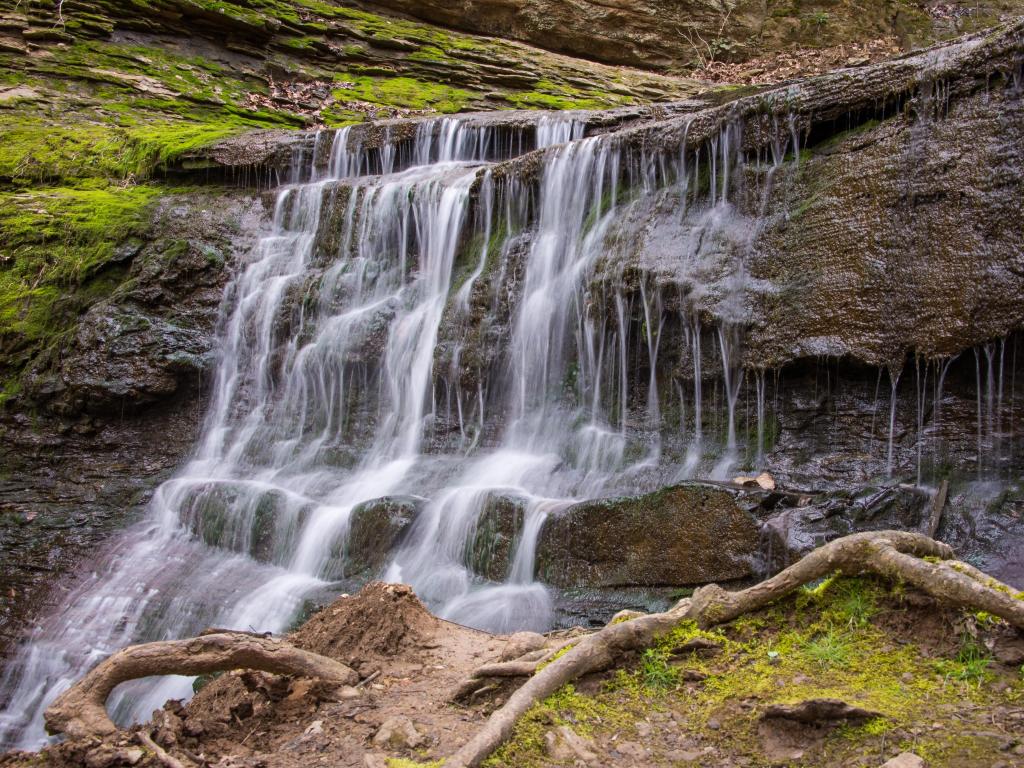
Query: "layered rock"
369 0 1020 70
535 484 762 588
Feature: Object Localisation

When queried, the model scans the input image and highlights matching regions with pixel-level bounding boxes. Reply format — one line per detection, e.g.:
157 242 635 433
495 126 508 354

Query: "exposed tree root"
45 631 358 740
447 530 1024 767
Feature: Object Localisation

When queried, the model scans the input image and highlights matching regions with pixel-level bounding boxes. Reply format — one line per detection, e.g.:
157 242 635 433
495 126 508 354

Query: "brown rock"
535 484 760 588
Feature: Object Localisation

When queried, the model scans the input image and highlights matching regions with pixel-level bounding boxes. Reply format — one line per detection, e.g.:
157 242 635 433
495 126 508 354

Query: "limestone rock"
500 631 547 661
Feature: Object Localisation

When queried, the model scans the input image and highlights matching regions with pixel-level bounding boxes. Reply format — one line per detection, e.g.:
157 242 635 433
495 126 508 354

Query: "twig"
136 730 188 768
356 669 380 689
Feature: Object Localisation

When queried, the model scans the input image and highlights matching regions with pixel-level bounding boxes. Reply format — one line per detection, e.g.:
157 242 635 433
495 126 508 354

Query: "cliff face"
369 0 1024 71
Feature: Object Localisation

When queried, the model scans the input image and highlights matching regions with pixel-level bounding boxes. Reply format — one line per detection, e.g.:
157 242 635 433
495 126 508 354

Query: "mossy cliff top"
0 0 702 406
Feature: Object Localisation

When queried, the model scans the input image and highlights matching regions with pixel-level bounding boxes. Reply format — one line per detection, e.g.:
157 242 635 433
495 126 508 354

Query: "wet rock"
468 493 526 581
535 483 760 588
372 715 424 750
761 485 929 571
340 495 424 578
21 194 266 416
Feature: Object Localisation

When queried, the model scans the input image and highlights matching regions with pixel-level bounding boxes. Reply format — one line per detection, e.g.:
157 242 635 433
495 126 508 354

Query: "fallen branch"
446 530 1024 767
45 631 358 740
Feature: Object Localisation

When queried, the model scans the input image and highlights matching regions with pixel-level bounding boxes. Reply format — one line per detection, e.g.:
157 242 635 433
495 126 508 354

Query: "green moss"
333 74 475 113
0 183 162 352
385 760 444 768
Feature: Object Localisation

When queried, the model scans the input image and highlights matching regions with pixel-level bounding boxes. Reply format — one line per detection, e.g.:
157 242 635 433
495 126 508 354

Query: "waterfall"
2 105 1016 751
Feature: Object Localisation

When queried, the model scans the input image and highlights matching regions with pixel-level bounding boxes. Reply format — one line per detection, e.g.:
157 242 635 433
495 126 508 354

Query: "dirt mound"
290 582 440 672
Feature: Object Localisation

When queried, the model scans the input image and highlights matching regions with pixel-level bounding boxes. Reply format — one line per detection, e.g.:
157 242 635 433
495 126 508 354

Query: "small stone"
83 746 144 768
881 753 925 768
543 726 597 763
372 715 423 750
304 719 324 736
707 717 722 730
993 635 1024 666
337 685 361 699
500 631 547 661
363 755 387 768
636 720 652 737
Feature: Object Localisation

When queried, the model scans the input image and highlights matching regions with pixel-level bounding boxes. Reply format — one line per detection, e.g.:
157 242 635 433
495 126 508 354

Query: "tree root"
45 631 358 740
454 637 579 701
446 530 1024 767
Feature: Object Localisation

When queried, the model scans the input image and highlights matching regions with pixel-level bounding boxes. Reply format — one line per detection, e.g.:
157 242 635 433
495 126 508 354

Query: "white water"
0 111 875 750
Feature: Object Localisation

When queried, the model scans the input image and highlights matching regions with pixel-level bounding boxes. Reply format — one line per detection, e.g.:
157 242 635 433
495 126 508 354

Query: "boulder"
535 483 760 589
335 496 424 578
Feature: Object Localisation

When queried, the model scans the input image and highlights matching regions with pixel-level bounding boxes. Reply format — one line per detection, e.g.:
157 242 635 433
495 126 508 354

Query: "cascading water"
2 104 1019 752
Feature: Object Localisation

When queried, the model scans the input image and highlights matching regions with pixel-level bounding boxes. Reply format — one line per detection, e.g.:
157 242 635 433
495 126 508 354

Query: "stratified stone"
535 483 760 588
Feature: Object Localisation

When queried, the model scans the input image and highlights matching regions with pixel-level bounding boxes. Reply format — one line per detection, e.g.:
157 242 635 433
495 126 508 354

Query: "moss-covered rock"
339 495 424 578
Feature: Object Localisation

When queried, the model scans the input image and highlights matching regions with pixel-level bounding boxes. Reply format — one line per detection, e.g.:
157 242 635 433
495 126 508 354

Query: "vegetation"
487 575 1023 767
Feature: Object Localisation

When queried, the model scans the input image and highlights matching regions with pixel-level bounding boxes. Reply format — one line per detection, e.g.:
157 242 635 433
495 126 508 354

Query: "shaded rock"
535 483 760 588
759 699 882 762
762 698 882 724
992 634 1024 666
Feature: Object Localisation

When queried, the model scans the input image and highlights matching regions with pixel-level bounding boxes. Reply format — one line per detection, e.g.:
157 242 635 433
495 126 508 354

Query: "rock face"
21 193 265 415
0 192 266 659
371 0 1017 70
535 484 761 588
